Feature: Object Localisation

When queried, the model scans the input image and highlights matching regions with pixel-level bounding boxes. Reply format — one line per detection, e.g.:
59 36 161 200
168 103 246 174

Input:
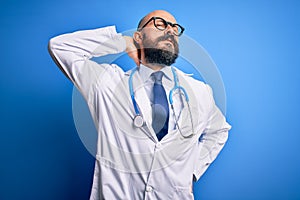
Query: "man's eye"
156 23 165 27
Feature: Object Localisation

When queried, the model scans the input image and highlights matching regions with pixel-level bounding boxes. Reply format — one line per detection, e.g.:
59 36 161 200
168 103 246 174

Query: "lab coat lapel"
126 69 157 141
172 71 198 137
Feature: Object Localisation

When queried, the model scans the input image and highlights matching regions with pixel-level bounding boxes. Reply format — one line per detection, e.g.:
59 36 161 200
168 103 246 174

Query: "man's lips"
161 40 174 49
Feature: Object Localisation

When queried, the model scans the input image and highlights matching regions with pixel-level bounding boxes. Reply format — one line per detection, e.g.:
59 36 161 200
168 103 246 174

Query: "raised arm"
48 26 127 98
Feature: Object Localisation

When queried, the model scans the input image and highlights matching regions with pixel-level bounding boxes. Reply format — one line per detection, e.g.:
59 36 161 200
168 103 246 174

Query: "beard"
142 34 179 66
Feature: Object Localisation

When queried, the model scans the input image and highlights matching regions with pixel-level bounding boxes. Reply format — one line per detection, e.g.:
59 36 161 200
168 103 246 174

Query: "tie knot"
152 71 164 84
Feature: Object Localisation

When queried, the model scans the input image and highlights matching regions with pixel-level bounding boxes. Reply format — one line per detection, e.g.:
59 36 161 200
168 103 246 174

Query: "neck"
140 58 165 71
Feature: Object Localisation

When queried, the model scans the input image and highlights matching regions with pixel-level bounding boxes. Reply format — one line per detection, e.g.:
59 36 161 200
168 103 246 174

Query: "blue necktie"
151 71 169 141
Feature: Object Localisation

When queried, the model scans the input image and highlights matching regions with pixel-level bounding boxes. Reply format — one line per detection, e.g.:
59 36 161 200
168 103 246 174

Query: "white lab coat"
48 26 231 200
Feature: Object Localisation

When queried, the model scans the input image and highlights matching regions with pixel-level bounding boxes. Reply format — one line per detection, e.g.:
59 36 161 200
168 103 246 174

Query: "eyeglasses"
138 17 185 36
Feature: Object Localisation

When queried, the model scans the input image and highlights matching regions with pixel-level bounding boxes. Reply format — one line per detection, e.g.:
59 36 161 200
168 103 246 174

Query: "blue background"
1 0 300 199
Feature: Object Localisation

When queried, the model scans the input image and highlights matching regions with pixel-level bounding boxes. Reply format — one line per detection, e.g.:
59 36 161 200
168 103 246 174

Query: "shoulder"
173 66 209 89
173 66 214 102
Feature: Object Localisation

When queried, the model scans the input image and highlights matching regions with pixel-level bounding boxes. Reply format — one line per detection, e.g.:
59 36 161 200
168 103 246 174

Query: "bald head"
137 10 177 30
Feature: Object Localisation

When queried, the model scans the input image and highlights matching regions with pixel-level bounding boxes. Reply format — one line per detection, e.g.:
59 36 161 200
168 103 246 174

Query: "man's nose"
164 24 175 36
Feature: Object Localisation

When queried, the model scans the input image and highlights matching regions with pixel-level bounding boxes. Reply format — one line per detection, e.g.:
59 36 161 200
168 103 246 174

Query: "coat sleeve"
193 84 231 181
48 26 126 100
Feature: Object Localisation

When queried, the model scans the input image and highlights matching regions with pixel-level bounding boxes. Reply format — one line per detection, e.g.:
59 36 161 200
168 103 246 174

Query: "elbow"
47 37 58 55
47 39 53 56
47 37 71 80
47 38 58 65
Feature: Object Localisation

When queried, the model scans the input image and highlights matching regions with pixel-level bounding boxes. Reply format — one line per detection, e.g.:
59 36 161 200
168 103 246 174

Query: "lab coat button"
146 186 153 192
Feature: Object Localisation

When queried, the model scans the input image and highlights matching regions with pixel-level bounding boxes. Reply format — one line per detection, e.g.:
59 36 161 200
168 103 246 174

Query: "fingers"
134 57 140 67
127 50 140 66
123 36 140 67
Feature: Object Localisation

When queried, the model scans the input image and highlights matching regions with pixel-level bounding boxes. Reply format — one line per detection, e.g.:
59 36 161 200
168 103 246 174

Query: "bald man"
49 10 231 200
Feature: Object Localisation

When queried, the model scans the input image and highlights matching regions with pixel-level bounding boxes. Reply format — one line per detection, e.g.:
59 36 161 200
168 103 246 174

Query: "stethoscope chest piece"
133 115 144 128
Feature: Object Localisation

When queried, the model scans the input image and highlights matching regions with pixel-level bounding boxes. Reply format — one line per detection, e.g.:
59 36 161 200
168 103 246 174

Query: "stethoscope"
129 67 195 138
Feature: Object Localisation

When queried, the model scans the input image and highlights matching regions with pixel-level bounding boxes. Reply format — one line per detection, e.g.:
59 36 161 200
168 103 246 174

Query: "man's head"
133 10 184 67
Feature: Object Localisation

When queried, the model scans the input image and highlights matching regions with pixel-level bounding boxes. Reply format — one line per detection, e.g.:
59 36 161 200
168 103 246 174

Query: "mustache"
156 34 178 46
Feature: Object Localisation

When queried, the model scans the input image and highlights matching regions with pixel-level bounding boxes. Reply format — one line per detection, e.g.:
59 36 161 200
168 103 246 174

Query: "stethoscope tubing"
129 67 194 138
129 68 140 116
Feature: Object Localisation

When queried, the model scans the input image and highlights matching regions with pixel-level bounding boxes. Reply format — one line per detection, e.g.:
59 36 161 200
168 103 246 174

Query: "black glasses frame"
138 16 185 36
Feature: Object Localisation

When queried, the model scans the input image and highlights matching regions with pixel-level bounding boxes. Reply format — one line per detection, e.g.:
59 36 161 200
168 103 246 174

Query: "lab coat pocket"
170 186 194 200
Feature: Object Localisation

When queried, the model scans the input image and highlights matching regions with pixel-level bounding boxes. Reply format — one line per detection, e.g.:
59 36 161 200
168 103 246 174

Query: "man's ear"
133 31 143 45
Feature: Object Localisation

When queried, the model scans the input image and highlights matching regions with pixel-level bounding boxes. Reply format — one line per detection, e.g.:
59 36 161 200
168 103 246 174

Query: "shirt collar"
160 66 173 81
138 64 173 83
138 64 154 83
